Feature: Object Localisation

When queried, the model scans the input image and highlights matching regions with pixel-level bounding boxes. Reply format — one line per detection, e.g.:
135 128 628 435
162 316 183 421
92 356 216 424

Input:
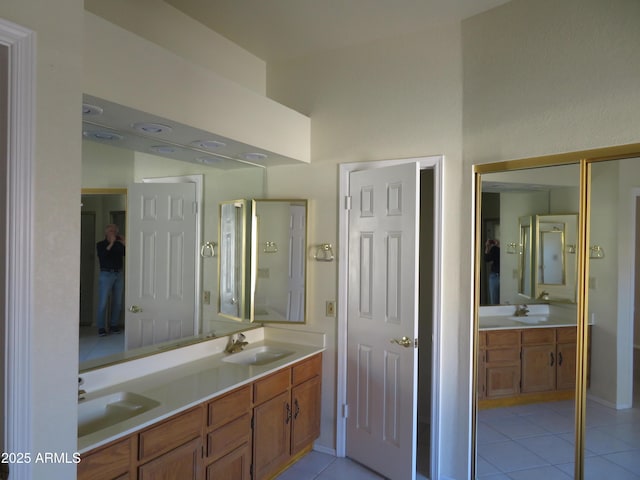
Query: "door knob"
390 336 413 348
129 305 143 313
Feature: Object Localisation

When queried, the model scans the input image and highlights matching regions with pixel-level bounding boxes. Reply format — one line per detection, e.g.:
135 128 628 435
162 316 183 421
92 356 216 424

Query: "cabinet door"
253 390 291 480
557 342 577 390
291 376 321 455
521 344 556 393
486 364 520 397
138 438 201 480
206 442 251 480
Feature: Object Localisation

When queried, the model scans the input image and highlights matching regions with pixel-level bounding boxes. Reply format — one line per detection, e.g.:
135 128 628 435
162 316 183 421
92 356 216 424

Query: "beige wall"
266 24 467 476
1 1 83 479
85 0 267 94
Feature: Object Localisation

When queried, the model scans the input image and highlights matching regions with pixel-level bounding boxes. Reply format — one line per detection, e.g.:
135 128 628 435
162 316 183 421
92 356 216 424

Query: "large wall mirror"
80 94 269 371
473 146 640 479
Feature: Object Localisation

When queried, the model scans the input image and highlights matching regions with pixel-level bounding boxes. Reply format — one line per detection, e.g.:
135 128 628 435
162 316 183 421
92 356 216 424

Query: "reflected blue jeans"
488 272 500 305
96 271 124 330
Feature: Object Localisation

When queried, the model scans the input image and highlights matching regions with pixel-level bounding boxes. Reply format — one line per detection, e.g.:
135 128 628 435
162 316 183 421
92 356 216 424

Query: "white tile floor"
477 398 640 479
280 397 640 480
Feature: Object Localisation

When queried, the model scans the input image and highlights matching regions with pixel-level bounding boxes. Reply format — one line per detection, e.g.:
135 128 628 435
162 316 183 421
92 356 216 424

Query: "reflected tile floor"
79 325 125 362
274 451 430 480
477 399 640 479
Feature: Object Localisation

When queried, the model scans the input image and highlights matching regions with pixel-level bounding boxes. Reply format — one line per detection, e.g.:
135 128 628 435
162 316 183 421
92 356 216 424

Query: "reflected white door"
346 163 419 480
125 182 197 349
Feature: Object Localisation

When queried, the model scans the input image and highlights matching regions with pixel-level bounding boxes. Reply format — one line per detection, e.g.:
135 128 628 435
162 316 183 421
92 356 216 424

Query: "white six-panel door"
346 162 420 480
125 182 197 349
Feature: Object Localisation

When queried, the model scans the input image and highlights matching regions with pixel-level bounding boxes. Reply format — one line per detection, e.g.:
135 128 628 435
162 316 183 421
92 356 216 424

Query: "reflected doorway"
79 190 127 362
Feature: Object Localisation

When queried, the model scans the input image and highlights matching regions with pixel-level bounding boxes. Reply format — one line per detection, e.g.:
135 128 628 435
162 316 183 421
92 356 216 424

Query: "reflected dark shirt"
96 239 125 271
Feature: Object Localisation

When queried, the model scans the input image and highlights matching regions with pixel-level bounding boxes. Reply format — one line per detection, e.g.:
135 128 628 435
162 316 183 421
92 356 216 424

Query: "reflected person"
484 239 500 305
96 223 125 336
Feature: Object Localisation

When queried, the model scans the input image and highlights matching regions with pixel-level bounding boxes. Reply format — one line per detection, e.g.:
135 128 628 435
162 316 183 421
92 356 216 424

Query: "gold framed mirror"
473 144 640 480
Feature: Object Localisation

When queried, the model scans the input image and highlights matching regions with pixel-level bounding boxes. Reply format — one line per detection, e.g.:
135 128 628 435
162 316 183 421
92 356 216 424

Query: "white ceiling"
165 0 511 62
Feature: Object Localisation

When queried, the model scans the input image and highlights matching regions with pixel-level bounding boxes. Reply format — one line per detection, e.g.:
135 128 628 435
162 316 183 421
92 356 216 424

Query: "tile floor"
278 396 640 480
477 398 640 479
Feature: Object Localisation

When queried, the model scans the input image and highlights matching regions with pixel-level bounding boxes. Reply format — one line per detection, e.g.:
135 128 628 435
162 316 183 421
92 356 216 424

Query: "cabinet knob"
550 352 555 367
285 403 291 424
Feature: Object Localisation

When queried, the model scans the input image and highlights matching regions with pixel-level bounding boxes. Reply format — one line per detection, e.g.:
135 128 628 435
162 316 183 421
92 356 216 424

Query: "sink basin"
78 391 160 437
222 345 294 366
508 315 548 324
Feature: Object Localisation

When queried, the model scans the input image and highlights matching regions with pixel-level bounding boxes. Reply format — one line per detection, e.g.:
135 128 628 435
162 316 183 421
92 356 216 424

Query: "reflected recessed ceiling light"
83 130 123 141
132 122 173 135
197 156 223 165
191 140 226 150
150 145 178 154
242 152 268 161
82 103 103 116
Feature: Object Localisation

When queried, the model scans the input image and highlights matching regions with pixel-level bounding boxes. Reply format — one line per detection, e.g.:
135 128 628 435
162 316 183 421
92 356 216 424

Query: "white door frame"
1 17 36 480
337 155 444 479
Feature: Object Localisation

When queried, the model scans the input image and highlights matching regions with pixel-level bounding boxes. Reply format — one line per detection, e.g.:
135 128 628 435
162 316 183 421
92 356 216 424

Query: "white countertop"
479 315 578 330
78 336 325 453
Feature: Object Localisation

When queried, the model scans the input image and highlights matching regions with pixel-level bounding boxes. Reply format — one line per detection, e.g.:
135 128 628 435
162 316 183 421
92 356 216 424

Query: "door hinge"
343 404 349 418
251 414 254 429
250 464 254 478
414 338 419 348
344 195 352 210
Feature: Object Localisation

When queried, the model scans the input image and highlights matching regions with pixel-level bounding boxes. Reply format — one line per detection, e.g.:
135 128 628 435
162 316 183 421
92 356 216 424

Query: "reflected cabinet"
474 145 640 479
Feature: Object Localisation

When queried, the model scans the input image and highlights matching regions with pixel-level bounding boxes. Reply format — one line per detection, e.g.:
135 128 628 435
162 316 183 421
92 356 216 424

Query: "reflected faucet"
514 304 529 317
225 333 248 354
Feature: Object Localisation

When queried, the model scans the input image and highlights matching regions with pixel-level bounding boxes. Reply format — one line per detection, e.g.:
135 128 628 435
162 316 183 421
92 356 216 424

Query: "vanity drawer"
557 326 577 343
522 328 555 345
206 413 251 461
254 369 291 405
485 348 520 363
138 406 203 462
208 385 251 429
485 330 520 348
292 353 322 386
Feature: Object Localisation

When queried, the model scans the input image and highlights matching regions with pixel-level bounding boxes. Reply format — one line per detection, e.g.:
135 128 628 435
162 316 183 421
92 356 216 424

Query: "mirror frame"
472 143 640 480
250 198 308 324
217 199 250 322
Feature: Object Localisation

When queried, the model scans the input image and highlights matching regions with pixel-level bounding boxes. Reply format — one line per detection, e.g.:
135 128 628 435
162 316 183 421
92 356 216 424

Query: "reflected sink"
508 315 548 324
222 345 294 366
78 391 160 437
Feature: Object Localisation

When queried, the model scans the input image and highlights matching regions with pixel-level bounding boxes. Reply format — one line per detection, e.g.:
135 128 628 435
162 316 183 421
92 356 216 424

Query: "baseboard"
312 443 337 456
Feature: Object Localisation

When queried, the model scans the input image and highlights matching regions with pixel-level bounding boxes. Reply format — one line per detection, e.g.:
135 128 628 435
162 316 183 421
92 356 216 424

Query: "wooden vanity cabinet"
253 353 322 480
477 332 486 399
137 406 203 480
521 328 556 393
484 330 521 398
556 327 578 390
204 385 252 480
79 353 322 480
78 436 134 480
478 326 580 407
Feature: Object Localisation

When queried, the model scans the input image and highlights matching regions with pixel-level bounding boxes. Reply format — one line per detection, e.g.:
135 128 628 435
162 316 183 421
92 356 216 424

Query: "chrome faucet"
514 304 529 317
225 333 248 354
